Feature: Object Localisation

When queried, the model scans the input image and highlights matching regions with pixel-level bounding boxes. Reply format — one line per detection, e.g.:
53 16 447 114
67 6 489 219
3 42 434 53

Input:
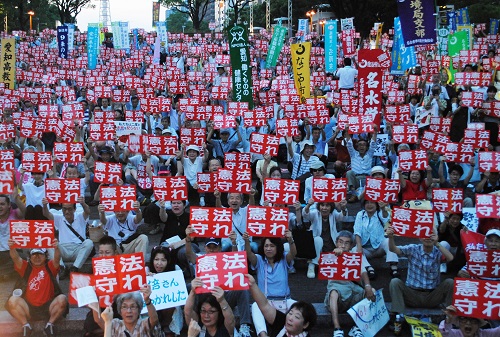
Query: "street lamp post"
306 10 315 33
320 19 326 35
27 10 35 31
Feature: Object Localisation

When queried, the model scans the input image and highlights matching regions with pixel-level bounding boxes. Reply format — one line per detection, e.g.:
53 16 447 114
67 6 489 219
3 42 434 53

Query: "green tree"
166 11 209 34
50 0 94 24
159 0 213 31
1 0 59 31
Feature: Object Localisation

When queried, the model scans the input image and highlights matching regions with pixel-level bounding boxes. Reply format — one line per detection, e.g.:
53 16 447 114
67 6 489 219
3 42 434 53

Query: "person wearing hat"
303 161 335 205
344 124 378 202
458 229 500 280
286 137 320 180
207 123 242 160
439 305 499 336
6 240 68 337
184 230 253 337
177 143 209 206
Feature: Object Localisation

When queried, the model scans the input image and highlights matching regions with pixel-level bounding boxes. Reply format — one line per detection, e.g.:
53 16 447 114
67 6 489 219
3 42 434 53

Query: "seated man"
98 201 148 255
325 230 375 337
42 196 94 278
386 226 454 319
184 229 252 337
0 194 24 274
6 240 68 337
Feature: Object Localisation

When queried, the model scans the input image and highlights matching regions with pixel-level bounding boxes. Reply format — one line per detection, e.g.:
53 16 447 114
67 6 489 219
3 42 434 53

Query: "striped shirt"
399 244 442 290
347 139 376 175
290 153 320 179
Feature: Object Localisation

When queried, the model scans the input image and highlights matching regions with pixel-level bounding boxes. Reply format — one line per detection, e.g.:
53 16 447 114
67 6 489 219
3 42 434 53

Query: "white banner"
114 121 142 137
347 289 389 337
141 270 188 313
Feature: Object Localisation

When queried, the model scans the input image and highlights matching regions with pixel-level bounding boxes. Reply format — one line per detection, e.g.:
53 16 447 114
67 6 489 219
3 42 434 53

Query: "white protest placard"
415 107 431 128
76 285 99 308
347 289 389 337
142 270 188 314
461 207 479 232
374 133 389 156
114 121 142 137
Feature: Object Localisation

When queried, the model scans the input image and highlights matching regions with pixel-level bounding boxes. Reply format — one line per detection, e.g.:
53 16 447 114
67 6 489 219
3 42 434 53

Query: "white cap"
186 145 200 153
486 229 500 238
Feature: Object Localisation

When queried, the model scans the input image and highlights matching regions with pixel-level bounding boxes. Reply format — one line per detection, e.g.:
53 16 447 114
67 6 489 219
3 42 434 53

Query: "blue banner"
397 0 436 47
87 25 99 70
324 20 337 73
56 26 69 59
447 12 457 32
390 17 416 75
133 28 139 50
490 19 500 35
455 8 470 25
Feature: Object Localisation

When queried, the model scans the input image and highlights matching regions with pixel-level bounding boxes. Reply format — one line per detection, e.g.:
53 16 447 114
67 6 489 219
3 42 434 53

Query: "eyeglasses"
311 168 323 173
121 305 139 311
200 310 218 316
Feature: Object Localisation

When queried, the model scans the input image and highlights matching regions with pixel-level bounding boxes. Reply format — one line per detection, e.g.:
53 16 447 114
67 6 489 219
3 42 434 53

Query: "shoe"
333 329 344 337
390 264 400 278
307 263 315 279
200 197 205 207
366 266 376 280
239 324 252 337
440 263 447 274
288 266 296 274
149 225 162 235
348 326 363 337
44 323 55 337
23 324 33 337
59 266 69 280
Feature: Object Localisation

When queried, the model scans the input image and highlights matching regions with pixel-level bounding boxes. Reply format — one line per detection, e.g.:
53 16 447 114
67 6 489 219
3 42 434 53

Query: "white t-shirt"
54 211 88 245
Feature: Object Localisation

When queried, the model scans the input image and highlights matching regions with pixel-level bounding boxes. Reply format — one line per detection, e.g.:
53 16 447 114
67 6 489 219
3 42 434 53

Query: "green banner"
229 25 254 109
448 30 468 57
265 25 287 69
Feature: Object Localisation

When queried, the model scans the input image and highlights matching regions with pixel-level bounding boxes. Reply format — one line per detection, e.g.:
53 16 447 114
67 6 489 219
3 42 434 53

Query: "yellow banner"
0 38 16 89
375 23 384 49
290 42 311 103
405 316 442 337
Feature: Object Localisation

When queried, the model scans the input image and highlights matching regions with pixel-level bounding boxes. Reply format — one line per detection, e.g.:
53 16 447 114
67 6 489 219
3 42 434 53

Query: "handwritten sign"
143 270 188 313
347 289 389 337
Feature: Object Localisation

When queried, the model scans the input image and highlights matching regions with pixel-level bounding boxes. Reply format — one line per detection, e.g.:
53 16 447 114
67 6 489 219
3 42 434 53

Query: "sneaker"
200 197 205 207
348 326 363 337
149 225 162 235
239 324 252 337
440 263 447 274
333 329 344 337
23 324 33 337
307 263 315 279
44 323 55 337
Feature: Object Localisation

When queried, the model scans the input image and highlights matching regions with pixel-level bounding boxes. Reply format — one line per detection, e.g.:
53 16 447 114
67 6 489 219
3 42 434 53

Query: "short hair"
98 235 117 251
196 294 224 327
336 230 354 244
288 301 317 331
0 194 11 204
311 126 321 133
268 166 282 178
487 85 497 94
116 291 144 310
317 202 334 213
343 58 352 66
257 237 284 263
448 164 464 176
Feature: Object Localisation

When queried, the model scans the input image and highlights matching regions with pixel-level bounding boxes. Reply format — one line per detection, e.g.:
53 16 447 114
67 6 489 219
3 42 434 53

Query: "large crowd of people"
0 11 500 337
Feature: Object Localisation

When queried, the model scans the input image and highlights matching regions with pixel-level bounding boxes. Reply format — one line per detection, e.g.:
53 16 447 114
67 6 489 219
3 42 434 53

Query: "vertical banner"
447 12 457 32
290 42 311 103
111 22 122 49
65 23 75 51
87 25 100 70
455 8 470 25
448 30 469 57
457 25 473 50
397 0 436 46
120 22 130 51
98 22 105 45
391 17 416 75
152 1 160 28
374 23 383 49
57 25 69 59
153 36 161 64
0 38 15 89
229 25 254 109
156 21 168 45
265 25 287 68
133 28 139 50
297 19 308 41
490 18 499 35
324 20 337 73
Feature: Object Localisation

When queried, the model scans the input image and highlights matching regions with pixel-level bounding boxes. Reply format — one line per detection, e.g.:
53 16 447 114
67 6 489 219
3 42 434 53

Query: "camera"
118 231 125 238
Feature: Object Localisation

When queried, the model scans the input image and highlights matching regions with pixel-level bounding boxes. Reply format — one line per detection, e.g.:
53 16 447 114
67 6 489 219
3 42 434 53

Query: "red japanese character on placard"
432 188 463 213
0 170 14 194
391 207 434 238
10 220 55 248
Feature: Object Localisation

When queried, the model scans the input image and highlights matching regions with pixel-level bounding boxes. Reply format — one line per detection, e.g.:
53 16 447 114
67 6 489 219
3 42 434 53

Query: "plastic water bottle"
394 314 403 336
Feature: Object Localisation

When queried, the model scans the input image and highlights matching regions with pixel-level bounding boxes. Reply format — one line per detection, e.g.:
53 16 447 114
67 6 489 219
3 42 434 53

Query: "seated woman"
244 232 297 337
247 274 317 337
148 246 183 337
354 200 399 279
398 167 433 202
184 278 235 337
439 305 500 336
302 198 348 278
93 284 163 337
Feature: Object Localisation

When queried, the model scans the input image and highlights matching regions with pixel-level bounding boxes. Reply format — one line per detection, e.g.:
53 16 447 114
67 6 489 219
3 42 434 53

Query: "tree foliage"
166 11 209 34
50 0 94 24
1 0 59 31
225 0 252 26
159 0 213 31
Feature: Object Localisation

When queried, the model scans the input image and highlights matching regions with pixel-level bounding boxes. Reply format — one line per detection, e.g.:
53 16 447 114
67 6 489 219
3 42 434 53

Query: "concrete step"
0 302 445 337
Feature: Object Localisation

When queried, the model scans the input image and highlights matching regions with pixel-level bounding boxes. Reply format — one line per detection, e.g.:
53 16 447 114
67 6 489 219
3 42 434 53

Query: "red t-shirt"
402 180 428 201
15 260 59 306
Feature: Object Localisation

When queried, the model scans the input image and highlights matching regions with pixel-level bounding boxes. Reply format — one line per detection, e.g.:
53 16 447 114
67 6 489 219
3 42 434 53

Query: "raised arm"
386 226 402 256
284 229 297 264
247 274 277 326
185 226 197 265
243 232 257 267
